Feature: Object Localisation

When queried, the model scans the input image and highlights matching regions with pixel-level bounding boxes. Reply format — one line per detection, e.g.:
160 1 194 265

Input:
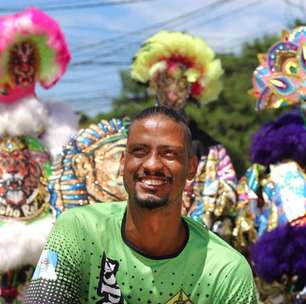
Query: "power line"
186 0 263 30
42 0 155 11
69 0 244 69
284 0 306 19
72 0 237 54
71 60 130 67
70 0 262 66
0 0 154 13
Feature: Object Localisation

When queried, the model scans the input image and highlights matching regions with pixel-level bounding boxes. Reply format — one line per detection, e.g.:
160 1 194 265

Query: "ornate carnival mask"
0 136 51 221
49 119 129 216
0 7 70 104
155 66 191 111
250 26 306 110
8 40 38 89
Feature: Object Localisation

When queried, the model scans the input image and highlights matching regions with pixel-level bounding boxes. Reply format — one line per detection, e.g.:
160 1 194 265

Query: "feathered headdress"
250 26 306 110
131 31 223 105
250 110 306 167
0 7 71 104
250 216 306 299
235 112 306 247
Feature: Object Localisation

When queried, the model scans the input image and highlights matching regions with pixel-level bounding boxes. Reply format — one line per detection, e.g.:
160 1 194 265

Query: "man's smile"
135 175 173 191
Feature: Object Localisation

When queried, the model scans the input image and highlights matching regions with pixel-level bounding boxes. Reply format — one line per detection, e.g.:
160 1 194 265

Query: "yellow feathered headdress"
131 31 223 104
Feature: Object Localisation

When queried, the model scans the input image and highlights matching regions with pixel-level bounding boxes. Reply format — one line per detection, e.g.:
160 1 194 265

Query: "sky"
3 0 305 116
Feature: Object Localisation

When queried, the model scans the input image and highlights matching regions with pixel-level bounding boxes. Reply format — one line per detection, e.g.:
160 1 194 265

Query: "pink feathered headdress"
0 7 71 103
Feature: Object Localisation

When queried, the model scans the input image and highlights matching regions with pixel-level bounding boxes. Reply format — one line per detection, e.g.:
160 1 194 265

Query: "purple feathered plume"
250 224 306 287
251 110 306 166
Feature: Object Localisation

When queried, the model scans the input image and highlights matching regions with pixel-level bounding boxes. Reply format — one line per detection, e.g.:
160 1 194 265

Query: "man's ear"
119 151 126 177
187 154 198 180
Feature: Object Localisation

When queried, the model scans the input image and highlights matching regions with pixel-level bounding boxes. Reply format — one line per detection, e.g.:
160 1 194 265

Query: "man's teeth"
142 179 166 186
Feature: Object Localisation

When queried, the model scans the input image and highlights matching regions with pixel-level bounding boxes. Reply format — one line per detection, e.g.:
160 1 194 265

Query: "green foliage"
83 34 288 176
112 70 155 118
185 34 281 176
288 18 305 28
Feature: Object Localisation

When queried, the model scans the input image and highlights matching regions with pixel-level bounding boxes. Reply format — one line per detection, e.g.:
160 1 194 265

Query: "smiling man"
25 106 257 304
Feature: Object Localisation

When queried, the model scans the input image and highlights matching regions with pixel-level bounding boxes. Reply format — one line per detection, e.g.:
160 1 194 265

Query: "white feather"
41 100 79 158
0 215 54 272
0 96 48 137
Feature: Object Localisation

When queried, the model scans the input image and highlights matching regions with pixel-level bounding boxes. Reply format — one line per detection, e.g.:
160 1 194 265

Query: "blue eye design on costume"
270 76 295 96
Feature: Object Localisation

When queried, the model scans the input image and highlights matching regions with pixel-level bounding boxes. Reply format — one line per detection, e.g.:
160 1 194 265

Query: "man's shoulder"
208 230 244 259
185 216 250 271
207 229 252 277
57 201 127 225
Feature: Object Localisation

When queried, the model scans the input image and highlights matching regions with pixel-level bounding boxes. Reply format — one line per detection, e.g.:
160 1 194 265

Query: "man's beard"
134 193 169 210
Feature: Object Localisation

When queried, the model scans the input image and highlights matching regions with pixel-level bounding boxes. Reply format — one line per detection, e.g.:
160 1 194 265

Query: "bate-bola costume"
0 8 77 303
234 26 306 304
25 202 257 304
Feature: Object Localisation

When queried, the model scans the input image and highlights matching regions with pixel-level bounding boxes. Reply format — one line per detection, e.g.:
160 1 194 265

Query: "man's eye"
163 150 177 158
132 149 146 157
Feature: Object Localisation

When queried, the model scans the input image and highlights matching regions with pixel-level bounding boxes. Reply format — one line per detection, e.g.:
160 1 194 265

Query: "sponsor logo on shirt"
32 250 58 281
97 252 123 304
166 290 193 304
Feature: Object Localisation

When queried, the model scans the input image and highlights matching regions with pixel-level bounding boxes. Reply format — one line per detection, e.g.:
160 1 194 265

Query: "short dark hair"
130 106 192 155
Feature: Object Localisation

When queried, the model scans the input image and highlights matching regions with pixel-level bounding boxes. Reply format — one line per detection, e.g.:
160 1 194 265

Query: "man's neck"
123 202 188 259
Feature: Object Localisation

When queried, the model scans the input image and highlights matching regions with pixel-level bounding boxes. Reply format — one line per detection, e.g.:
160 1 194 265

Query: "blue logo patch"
33 250 58 281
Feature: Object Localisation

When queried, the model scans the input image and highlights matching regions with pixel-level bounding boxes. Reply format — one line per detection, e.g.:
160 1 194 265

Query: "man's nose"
142 152 163 174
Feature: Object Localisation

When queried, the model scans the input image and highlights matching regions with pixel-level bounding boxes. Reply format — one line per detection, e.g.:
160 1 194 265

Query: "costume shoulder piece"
49 118 129 216
0 7 70 104
131 31 223 105
250 26 306 110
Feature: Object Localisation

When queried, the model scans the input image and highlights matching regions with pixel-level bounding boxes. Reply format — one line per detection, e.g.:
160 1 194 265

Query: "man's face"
121 115 196 209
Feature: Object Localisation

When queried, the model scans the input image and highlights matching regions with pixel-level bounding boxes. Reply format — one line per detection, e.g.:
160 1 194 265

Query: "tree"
186 34 281 176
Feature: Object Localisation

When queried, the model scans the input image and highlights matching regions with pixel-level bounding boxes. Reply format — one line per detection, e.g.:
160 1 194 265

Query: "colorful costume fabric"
235 160 306 247
183 144 237 242
250 26 306 111
234 113 306 303
236 25 306 304
0 8 77 302
49 118 129 216
25 202 257 304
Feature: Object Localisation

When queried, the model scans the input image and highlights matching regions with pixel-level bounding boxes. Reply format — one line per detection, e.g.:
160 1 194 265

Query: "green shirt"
25 202 257 304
